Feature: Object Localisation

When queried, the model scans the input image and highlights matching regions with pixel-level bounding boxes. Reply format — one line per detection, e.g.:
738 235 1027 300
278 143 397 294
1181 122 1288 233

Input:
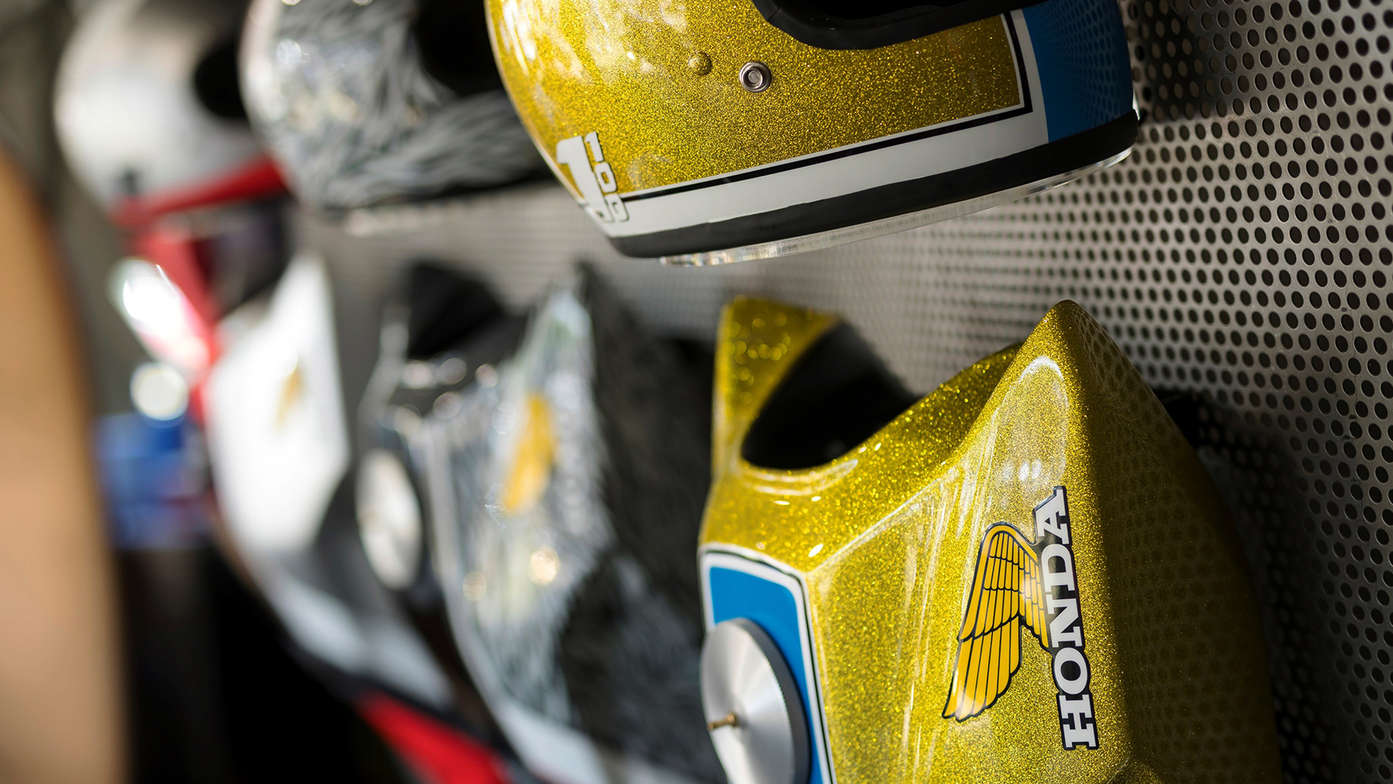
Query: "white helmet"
55 0 280 222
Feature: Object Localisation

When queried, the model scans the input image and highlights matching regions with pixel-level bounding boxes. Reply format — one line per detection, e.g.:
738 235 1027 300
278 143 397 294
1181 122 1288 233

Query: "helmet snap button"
738 61 772 92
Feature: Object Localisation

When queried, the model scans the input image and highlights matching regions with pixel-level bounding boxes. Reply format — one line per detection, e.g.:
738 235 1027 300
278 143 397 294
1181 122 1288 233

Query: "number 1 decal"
555 133 628 223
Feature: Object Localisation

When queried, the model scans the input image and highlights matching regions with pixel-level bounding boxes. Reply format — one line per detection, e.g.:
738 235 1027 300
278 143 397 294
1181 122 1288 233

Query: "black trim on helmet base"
609 112 1138 261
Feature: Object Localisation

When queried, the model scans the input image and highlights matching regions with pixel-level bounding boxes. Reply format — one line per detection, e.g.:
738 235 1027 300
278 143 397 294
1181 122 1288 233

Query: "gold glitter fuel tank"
696 299 1282 783
484 0 1137 263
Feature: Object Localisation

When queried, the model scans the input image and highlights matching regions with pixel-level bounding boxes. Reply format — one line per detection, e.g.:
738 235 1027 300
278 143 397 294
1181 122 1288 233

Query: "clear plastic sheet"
240 0 539 211
425 271 720 784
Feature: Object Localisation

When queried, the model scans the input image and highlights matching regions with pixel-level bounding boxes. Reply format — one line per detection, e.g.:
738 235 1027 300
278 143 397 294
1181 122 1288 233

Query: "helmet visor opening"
741 323 918 470
751 0 1044 49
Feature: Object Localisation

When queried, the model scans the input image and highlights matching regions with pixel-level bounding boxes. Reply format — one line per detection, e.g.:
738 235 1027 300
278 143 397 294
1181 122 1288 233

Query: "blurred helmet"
54 0 283 224
358 262 509 603
239 0 542 213
201 256 493 735
355 264 522 750
697 299 1281 782
484 0 1137 263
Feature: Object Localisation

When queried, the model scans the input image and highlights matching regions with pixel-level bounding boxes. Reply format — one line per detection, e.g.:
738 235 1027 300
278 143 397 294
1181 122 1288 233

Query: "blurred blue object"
95 412 213 549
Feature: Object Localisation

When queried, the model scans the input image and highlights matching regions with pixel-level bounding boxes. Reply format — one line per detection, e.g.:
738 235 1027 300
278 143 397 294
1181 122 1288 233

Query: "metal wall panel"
303 0 1393 779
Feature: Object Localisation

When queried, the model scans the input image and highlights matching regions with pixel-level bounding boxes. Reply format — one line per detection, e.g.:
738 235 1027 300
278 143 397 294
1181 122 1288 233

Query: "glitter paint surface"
484 0 1021 196
700 299 1282 782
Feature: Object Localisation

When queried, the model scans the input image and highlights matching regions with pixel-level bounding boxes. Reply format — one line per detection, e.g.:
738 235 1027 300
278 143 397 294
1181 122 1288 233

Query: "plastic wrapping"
386 268 719 783
240 0 540 212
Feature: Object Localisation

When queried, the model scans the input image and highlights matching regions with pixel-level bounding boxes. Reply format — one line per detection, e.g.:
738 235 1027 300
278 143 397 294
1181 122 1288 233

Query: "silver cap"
700 618 810 784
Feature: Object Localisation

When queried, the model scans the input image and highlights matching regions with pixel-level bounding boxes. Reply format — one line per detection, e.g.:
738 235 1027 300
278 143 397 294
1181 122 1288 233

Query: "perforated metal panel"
302 0 1393 780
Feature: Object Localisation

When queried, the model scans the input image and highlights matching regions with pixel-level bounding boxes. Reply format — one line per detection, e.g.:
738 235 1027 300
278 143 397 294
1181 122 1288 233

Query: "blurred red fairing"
358 694 509 784
113 156 285 228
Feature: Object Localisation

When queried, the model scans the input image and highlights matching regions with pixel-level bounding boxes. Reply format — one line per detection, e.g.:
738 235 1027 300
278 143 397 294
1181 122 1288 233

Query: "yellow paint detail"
274 358 303 430
700 299 1282 782
943 523 1049 721
484 0 1023 195
501 394 556 516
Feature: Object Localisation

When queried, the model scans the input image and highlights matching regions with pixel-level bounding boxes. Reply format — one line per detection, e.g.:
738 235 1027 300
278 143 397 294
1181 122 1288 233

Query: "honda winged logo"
943 486 1099 750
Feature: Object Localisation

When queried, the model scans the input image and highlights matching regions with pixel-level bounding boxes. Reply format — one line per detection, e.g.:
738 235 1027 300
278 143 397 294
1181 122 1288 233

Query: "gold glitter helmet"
484 0 1138 263
697 299 1281 782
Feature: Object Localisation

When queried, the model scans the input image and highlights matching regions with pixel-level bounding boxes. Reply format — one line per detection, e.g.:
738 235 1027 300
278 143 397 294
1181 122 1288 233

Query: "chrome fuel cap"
700 618 810 784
